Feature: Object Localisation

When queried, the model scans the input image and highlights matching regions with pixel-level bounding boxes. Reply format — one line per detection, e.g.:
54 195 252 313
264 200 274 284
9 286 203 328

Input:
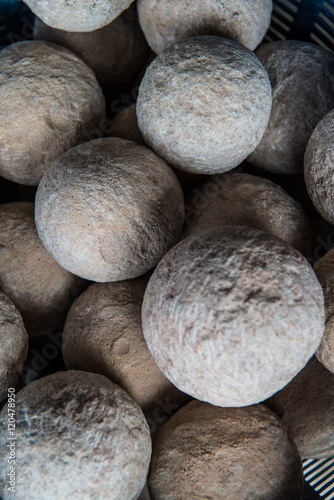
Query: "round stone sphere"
0 370 151 500
0 292 28 402
0 202 85 337
23 0 134 32
137 36 272 175
138 0 272 54
35 138 184 282
304 108 334 226
0 41 106 186
313 246 334 373
142 225 325 407
265 357 334 459
181 173 312 256
148 401 303 499
33 5 149 88
248 40 334 175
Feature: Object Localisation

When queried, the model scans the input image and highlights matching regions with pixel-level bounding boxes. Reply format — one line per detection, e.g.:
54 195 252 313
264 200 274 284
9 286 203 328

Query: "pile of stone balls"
1 0 334 498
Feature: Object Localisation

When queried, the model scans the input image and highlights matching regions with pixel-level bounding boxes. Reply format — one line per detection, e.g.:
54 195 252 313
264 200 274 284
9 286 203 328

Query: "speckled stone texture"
138 0 272 54
62 277 188 425
265 357 334 459
0 292 28 402
0 203 85 337
0 371 151 500
248 40 334 175
0 41 106 186
148 401 303 499
23 0 134 32
33 5 148 87
137 36 272 174
304 108 334 226
313 247 334 372
35 138 184 282
142 225 325 407
181 173 312 256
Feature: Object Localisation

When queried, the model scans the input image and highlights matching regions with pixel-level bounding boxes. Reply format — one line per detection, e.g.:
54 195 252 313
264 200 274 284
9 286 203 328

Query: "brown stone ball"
148 401 303 499
0 202 85 337
0 41 106 186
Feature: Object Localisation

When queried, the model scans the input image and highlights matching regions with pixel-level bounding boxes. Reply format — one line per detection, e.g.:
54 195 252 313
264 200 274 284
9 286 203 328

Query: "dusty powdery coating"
142 225 325 407
0 371 151 500
138 0 272 54
137 36 272 175
0 41 106 186
35 138 184 282
148 401 303 499
0 203 85 337
23 0 134 32
0 292 28 402
248 40 334 175
33 5 148 88
181 173 312 256
62 277 188 423
265 357 334 459
304 108 334 226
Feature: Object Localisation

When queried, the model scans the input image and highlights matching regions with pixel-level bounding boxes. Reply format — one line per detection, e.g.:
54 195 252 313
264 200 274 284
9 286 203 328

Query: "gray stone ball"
137 36 272 175
248 40 334 175
0 41 106 186
138 0 272 54
0 370 151 500
35 138 184 282
142 225 325 407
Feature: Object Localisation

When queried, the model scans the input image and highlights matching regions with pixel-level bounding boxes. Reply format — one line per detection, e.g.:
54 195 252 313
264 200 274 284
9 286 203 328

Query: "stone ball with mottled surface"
138 0 272 54
35 138 184 282
181 173 312 256
0 370 151 500
148 401 303 499
23 0 134 32
248 40 334 175
33 5 148 88
0 203 85 337
265 357 334 459
0 41 106 186
142 225 324 407
0 292 28 402
137 36 272 175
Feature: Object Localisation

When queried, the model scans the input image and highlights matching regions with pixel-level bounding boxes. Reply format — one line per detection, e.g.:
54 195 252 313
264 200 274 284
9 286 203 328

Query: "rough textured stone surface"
137 36 272 174
33 6 148 87
138 0 272 54
181 173 312 256
148 401 303 499
313 247 334 372
0 41 106 186
35 138 184 282
0 203 85 337
0 292 28 402
0 370 151 500
304 108 334 226
265 357 334 459
142 225 324 407
62 277 188 425
248 40 334 175
23 0 134 32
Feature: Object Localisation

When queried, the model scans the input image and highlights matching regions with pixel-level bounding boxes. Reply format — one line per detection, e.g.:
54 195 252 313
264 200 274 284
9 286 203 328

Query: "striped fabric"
303 458 334 498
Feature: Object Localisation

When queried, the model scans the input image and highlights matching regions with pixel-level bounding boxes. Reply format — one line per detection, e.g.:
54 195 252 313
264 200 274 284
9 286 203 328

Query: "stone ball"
148 401 303 499
137 36 272 175
142 225 325 407
248 40 334 175
0 370 151 499
35 138 184 282
138 0 272 54
0 41 106 186
0 202 85 337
